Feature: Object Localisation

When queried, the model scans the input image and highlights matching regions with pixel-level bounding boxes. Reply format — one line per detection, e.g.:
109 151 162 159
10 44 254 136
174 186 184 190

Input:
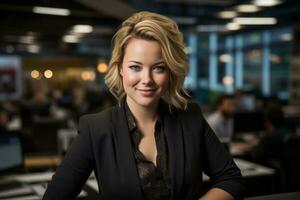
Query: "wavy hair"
105 11 189 110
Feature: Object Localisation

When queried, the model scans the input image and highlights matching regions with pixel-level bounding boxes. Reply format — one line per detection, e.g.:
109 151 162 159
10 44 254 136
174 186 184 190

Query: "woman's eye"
129 65 141 71
153 66 166 73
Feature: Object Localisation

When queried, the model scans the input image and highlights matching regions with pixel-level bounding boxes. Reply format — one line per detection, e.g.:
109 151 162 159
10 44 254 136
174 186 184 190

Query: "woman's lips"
136 88 157 96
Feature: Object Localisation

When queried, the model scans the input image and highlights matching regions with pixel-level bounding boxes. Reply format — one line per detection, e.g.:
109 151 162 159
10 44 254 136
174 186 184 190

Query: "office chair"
283 134 300 192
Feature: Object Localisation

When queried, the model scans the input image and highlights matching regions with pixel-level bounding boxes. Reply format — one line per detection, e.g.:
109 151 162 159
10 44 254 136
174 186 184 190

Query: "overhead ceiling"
1 0 300 56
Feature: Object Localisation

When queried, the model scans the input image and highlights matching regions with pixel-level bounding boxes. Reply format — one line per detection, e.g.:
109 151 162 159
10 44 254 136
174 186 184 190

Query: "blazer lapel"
163 105 185 200
110 102 144 199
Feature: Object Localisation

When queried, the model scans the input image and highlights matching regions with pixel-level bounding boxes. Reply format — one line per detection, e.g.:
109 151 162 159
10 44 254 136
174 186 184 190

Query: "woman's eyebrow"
153 61 165 65
128 60 142 64
128 60 165 65
128 60 165 66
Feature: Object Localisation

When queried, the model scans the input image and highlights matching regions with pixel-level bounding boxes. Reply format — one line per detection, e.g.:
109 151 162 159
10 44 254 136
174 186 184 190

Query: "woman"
43 11 245 200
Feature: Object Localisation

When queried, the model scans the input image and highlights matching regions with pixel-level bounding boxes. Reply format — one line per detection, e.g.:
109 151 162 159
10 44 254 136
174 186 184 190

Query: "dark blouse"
43 101 245 200
125 103 171 200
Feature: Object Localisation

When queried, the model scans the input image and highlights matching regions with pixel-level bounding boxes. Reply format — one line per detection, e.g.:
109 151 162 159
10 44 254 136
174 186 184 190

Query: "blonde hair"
105 11 189 110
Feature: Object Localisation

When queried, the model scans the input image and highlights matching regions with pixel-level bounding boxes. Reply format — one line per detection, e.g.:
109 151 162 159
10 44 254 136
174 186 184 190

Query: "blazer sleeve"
43 116 94 200
198 108 245 200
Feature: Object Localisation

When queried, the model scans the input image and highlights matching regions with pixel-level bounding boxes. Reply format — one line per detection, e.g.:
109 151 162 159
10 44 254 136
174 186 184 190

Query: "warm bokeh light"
81 71 96 81
31 70 40 79
270 54 282 64
97 62 108 73
219 54 233 63
44 69 53 79
223 76 234 85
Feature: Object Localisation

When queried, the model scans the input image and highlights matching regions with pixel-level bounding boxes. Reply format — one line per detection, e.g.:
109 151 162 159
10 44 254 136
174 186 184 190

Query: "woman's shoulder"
176 101 202 116
79 105 117 126
170 101 204 123
174 101 207 132
187 101 202 111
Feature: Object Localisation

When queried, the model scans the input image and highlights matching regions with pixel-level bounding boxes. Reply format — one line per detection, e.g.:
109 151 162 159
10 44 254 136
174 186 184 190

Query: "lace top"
125 103 171 200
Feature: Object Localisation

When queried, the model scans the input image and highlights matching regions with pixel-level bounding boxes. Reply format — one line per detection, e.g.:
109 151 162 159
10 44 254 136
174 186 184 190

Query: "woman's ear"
119 65 123 76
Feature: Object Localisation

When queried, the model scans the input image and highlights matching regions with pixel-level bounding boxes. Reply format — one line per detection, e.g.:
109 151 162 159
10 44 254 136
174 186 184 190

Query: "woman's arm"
199 188 234 200
197 107 245 200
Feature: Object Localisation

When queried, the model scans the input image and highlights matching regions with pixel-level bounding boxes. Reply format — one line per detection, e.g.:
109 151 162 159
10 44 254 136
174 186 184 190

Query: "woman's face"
121 38 169 110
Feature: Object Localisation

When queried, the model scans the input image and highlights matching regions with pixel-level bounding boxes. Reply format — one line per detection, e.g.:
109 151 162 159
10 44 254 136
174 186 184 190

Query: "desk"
203 158 275 181
0 158 275 199
234 158 274 177
13 158 275 183
24 156 61 169
244 191 300 200
0 173 99 200
201 158 275 197
230 133 260 156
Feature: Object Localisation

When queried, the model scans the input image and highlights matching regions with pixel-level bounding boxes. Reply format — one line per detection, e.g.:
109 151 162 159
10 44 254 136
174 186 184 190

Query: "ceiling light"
236 4 261 12
253 0 282 7
233 17 277 25
44 70 53 79
33 6 70 16
63 35 79 43
218 11 237 19
226 22 241 31
72 25 93 33
31 70 40 79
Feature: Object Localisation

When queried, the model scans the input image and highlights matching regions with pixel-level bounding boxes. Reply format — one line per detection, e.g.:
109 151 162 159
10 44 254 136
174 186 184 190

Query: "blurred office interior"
1 0 300 199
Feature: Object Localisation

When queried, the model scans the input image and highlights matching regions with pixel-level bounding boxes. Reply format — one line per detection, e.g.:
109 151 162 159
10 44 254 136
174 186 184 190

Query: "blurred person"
207 94 236 142
250 102 287 166
19 87 51 137
234 90 244 110
70 86 89 119
49 88 69 120
246 102 289 191
43 11 244 200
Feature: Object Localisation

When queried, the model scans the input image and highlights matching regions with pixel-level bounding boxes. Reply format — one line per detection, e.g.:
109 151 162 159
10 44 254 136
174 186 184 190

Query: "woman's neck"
126 97 158 125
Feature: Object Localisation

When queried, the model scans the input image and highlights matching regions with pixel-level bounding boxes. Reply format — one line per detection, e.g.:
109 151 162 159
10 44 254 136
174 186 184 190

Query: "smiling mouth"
136 88 157 95
137 88 157 92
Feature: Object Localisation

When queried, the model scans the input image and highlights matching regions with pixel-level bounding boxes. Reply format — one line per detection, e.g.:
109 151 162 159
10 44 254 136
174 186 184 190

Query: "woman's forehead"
123 38 164 62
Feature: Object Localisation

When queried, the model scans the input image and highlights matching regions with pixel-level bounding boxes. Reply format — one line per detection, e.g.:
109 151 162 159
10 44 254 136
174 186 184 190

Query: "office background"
1 0 300 199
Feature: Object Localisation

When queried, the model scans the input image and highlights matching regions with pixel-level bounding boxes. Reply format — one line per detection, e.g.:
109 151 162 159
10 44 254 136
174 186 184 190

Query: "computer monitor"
233 111 265 134
0 132 23 173
0 56 22 101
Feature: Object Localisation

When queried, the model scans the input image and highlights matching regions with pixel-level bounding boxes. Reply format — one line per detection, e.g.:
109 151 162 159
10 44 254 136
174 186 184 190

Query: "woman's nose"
141 70 153 84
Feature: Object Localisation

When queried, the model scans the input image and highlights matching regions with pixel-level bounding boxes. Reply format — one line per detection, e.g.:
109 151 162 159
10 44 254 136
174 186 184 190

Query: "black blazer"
43 101 244 200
